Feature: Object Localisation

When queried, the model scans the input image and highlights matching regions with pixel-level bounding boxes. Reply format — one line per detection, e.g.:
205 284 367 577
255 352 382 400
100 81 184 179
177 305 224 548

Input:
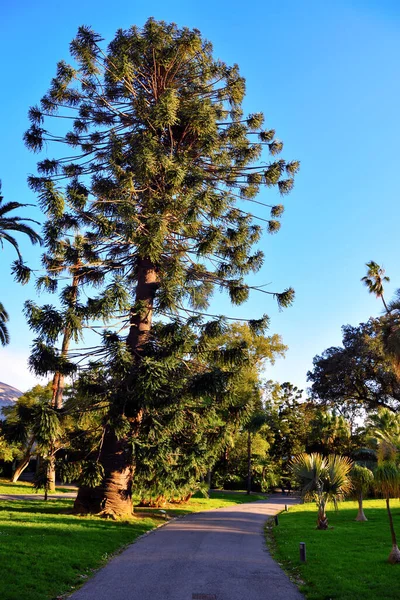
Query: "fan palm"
0 183 41 260
361 261 390 313
291 452 353 529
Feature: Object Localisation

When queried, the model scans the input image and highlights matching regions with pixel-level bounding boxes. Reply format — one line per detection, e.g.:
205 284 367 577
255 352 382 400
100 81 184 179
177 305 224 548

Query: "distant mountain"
0 382 23 411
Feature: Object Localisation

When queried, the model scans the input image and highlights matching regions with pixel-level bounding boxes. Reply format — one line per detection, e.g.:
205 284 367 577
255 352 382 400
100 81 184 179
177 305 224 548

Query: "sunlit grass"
269 498 400 600
0 497 156 600
0 478 75 495
0 485 265 600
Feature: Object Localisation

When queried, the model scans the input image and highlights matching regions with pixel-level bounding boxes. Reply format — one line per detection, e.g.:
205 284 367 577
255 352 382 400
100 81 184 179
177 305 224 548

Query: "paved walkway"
70 496 303 600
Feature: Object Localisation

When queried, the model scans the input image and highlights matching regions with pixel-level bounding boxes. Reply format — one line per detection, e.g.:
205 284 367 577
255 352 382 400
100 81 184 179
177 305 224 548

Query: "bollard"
299 542 306 562
285 504 288 511
274 515 279 526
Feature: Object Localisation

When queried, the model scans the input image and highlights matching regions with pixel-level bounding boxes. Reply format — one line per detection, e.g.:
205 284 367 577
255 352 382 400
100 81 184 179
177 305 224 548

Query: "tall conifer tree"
25 19 298 516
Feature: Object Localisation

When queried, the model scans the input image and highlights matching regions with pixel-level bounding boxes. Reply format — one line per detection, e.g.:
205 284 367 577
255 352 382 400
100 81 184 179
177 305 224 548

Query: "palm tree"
375 461 400 563
0 302 9 347
291 452 353 529
0 183 41 260
361 261 390 313
366 408 400 448
0 182 41 346
350 464 374 521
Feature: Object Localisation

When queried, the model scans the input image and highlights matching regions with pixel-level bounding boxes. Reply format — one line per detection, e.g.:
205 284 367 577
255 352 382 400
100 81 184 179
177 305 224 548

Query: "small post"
285 504 288 512
274 515 279 526
299 542 306 562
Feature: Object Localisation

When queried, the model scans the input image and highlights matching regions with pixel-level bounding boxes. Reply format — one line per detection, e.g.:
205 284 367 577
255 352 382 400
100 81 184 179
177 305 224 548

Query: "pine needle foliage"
23 19 298 515
25 18 297 334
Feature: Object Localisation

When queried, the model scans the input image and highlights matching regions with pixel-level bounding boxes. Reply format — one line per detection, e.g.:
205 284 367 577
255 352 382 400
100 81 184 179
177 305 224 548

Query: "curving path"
70 495 303 600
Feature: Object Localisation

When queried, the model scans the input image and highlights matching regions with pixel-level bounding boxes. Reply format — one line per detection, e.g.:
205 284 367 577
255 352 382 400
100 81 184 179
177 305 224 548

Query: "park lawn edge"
265 498 400 600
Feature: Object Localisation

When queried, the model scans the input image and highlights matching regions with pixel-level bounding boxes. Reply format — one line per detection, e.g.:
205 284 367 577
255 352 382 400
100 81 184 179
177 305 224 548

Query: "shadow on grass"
0 500 160 532
0 499 74 515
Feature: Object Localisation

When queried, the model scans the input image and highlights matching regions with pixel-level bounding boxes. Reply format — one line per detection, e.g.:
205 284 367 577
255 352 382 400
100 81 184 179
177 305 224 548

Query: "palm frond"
0 302 10 346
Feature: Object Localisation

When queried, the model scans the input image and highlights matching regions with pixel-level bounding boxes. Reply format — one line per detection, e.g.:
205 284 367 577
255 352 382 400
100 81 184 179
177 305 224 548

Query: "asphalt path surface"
70 495 303 600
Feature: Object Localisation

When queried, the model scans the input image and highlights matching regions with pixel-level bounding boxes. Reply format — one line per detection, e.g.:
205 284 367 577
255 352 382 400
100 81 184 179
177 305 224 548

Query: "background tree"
308 319 400 415
2 383 63 488
307 410 351 455
264 382 313 488
25 19 298 516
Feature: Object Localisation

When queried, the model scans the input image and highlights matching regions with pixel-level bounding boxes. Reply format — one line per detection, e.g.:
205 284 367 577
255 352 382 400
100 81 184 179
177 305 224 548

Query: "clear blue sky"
1 0 400 391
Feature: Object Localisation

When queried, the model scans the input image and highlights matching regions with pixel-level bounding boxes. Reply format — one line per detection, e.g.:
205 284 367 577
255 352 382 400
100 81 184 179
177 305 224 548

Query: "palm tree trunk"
247 430 252 495
316 497 329 529
355 493 367 521
386 496 400 563
382 295 389 313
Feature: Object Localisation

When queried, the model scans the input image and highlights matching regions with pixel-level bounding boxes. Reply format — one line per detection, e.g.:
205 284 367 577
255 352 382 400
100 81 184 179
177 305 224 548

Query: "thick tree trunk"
355 494 367 521
247 431 252 495
75 258 157 517
74 428 133 518
126 257 158 354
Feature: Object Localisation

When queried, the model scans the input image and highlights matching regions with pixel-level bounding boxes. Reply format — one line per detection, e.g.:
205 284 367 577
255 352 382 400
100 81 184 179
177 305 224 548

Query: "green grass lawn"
0 478 75 495
269 498 400 600
0 485 265 600
0 498 156 600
